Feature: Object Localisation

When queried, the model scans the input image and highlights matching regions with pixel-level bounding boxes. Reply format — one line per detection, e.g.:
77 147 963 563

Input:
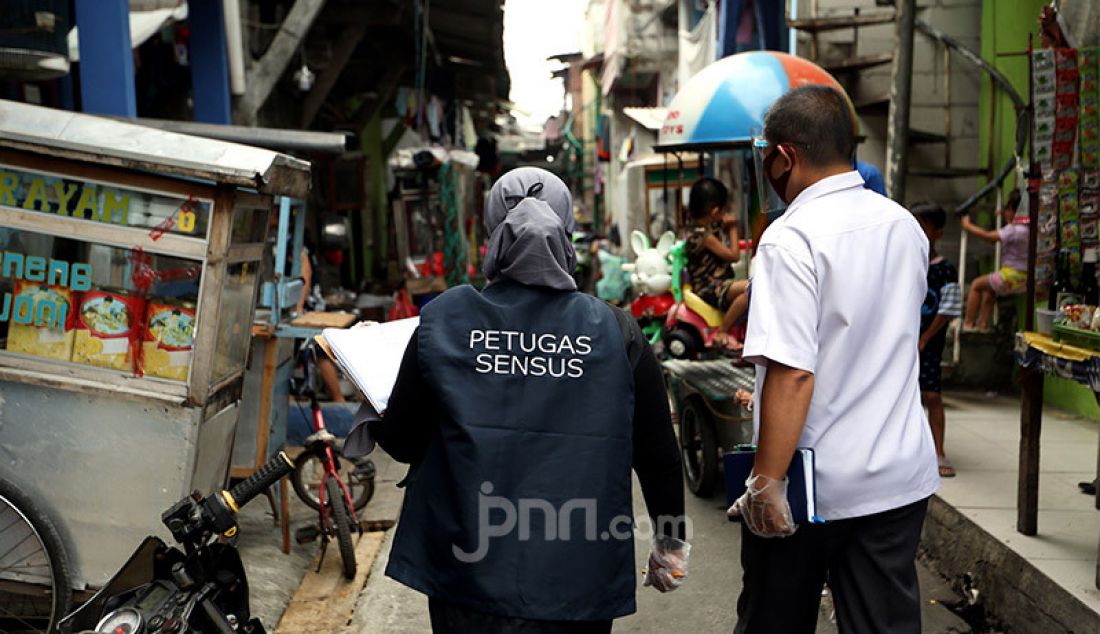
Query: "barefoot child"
684 178 747 349
914 202 962 477
961 190 1027 331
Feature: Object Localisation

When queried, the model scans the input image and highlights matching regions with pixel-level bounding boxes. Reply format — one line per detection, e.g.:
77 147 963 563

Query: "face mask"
763 146 794 204
752 135 789 222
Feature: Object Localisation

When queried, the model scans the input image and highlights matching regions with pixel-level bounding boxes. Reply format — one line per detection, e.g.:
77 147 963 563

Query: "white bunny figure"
622 230 675 296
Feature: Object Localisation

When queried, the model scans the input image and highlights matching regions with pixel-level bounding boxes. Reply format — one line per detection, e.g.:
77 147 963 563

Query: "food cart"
0 98 311 613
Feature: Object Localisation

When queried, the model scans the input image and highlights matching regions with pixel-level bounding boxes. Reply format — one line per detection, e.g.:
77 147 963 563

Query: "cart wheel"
325 478 357 580
293 453 375 512
664 327 700 360
0 478 72 633
679 398 718 498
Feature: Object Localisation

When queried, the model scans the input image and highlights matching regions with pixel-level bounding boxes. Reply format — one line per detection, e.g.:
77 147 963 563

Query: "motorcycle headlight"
95 607 143 633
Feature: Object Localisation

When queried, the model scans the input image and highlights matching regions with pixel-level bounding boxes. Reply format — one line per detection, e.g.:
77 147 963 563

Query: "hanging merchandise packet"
318 317 420 413
724 446 823 525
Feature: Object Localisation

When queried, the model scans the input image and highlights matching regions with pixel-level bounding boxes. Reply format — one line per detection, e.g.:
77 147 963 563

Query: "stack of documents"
318 317 419 413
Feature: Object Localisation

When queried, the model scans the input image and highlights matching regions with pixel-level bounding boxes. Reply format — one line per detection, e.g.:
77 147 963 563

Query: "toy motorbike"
663 239 751 360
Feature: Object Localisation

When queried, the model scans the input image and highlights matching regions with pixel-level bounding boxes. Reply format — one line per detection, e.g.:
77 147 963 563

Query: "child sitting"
685 178 747 349
961 190 1027 332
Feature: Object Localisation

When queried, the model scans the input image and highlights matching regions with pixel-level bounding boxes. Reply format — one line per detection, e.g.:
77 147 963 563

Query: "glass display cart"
0 98 311 605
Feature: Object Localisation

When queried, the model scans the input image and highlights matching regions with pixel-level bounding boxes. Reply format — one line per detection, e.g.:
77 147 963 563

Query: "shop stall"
1013 37 1100 589
0 99 311 602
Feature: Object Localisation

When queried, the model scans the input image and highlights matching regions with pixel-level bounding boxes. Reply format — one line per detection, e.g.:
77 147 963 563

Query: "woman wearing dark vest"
364 167 688 632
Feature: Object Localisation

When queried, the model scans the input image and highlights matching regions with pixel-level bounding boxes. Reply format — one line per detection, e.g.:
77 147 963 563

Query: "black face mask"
763 146 794 205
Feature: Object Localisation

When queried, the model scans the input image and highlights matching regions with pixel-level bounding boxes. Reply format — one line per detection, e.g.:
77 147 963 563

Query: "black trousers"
735 497 929 634
428 598 613 634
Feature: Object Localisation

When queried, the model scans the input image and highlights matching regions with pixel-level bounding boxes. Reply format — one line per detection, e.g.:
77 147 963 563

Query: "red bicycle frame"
308 392 358 535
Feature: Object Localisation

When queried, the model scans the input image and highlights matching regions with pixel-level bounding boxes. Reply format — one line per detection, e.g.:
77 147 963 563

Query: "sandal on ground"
938 457 956 478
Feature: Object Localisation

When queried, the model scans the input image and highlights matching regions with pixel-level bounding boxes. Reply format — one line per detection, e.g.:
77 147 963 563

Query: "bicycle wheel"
0 478 72 633
293 454 375 512
324 478 357 580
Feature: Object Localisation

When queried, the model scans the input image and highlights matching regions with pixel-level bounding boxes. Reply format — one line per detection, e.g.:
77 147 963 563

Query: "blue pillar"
188 0 232 124
74 0 136 116
57 75 76 111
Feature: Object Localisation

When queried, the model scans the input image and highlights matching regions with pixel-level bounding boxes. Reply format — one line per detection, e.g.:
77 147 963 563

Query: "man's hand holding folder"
728 361 814 538
727 474 797 538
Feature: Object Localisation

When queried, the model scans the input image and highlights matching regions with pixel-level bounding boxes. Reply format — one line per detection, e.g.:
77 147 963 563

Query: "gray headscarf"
483 167 577 291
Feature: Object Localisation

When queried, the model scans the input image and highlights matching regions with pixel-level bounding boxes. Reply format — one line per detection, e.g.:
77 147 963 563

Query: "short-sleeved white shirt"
744 171 940 520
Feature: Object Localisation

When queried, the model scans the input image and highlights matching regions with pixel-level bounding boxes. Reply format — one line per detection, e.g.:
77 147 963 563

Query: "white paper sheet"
321 317 419 413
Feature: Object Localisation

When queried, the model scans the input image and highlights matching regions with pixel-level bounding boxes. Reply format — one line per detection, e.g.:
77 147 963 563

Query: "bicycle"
290 343 365 580
0 477 72 633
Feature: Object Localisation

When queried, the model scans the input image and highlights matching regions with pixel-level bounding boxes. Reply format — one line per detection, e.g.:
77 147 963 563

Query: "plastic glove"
643 535 691 593
727 473 797 538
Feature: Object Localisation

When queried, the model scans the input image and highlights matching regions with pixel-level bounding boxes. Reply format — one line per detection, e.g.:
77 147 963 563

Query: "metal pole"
885 0 916 202
788 0 798 57
993 187 1003 327
663 153 670 233
1025 34 1038 328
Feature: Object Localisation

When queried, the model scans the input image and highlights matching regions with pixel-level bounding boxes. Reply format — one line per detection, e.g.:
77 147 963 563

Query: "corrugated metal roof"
0 100 311 198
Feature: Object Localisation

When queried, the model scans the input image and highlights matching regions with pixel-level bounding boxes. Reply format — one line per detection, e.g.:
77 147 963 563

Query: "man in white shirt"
730 86 940 633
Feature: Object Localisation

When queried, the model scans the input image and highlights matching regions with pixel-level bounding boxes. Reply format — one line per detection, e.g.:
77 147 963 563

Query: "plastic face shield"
751 132 788 224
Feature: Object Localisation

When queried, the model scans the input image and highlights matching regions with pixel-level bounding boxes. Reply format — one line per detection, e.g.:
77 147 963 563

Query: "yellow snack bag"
6 282 76 361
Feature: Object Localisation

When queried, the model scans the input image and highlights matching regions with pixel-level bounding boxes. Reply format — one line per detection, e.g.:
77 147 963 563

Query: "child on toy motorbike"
685 178 748 350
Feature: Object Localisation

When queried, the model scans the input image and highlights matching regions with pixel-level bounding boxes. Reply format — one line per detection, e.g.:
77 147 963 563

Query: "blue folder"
724 447 822 525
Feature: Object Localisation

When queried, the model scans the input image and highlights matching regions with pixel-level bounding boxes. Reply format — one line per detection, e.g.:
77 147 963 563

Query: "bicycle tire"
0 478 72 633
325 477 357 580
293 454 374 512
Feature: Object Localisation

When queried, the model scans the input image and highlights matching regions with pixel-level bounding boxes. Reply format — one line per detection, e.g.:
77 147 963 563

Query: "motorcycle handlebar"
225 452 295 511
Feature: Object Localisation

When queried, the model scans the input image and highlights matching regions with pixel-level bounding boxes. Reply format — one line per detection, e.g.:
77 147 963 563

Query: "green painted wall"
982 2 1100 420
979 0 1045 200
1044 376 1100 419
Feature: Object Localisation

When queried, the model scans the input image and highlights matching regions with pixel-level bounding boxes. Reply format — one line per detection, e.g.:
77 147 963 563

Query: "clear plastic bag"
643 535 691 593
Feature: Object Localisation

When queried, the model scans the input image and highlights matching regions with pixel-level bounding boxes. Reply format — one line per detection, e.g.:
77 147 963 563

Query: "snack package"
1034 258 1054 286
1061 193 1081 222
1062 304 1094 329
1061 220 1081 246
6 281 76 360
1035 94 1056 118
1082 219 1099 246
72 290 145 372
141 301 196 381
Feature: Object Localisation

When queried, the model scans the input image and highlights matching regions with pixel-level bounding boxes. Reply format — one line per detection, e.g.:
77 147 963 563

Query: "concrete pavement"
346 451 975 633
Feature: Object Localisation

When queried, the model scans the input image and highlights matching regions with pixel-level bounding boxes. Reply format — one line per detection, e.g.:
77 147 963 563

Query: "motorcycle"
58 452 296 634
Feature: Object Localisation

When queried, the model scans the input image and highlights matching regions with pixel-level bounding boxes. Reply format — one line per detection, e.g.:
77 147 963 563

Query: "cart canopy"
0 99 311 198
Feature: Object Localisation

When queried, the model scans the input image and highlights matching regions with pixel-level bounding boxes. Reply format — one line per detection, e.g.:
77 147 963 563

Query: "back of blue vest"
386 282 637 621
